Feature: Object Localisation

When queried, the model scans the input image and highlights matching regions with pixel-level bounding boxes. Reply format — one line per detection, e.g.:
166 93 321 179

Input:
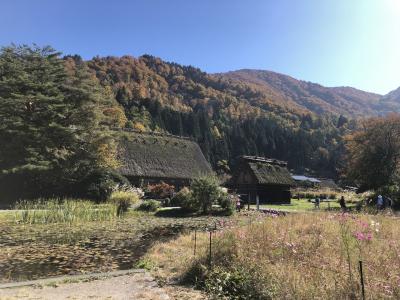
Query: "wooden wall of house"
235 184 291 205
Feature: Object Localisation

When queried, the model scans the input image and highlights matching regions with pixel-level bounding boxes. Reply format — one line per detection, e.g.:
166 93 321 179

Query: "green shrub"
329 193 337 199
190 176 222 214
108 190 139 215
135 258 155 270
170 187 193 209
137 200 160 212
80 169 130 202
205 266 276 300
218 194 235 215
305 193 313 199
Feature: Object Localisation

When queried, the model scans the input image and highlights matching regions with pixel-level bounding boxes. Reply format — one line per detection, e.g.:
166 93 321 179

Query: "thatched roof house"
228 156 294 204
117 131 212 187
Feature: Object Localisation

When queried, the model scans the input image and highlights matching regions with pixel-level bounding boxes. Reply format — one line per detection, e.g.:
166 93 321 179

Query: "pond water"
0 215 222 283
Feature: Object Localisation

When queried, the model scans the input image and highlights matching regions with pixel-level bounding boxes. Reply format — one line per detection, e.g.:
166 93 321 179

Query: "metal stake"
359 260 365 300
194 230 197 256
209 231 212 269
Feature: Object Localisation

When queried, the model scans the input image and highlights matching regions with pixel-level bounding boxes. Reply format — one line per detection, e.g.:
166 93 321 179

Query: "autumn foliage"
344 114 400 193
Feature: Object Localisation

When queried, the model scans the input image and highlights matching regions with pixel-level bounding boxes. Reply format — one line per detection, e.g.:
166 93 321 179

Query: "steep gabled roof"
232 156 294 186
117 131 212 180
248 161 294 185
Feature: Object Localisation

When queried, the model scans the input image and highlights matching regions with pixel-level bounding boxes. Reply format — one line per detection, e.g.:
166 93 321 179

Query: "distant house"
292 175 321 188
228 156 294 204
292 175 339 190
117 131 213 188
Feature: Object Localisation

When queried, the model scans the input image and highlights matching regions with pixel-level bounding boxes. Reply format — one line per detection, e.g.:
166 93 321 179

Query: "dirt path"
0 272 170 300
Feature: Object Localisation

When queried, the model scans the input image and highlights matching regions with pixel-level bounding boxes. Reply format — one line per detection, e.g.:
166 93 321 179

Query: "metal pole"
209 231 212 269
359 260 365 300
256 194 260 211
194 230 197 256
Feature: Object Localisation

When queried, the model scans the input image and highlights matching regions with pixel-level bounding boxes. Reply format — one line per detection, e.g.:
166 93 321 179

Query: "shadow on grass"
155 207 233 218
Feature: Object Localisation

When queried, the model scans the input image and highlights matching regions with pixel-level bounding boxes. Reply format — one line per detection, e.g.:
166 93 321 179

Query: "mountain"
216 69 385 117
81 55 400 178
81 55 353 177
379 86 400 114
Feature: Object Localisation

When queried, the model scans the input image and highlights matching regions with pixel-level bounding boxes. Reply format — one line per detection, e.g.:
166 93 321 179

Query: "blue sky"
1 0 399 94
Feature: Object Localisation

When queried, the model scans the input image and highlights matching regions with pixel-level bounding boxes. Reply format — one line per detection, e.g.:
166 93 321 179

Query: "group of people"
235 194 392 212
317 194 394 212
375 194 392 210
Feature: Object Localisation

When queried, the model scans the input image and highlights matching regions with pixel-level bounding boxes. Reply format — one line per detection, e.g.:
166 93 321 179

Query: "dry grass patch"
146 212 400 299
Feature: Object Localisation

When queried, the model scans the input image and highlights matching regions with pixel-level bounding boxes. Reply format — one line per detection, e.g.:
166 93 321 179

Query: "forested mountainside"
80 54 358 178
380 87 400 114
218 69 396 117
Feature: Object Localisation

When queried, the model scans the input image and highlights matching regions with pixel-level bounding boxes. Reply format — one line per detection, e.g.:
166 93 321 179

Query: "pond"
0 213 227 283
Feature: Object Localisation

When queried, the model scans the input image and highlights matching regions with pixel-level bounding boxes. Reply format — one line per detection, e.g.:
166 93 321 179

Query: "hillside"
217 69 386 117
379 86 400 114
81 55 353 177
2 45 399 188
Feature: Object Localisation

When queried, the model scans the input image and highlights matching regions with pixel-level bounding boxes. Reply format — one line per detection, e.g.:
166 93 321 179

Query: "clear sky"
1 0 399 94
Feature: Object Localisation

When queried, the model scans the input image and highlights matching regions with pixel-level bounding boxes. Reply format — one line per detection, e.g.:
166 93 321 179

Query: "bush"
191 176 222 214
147 182 175 199
108 190 139 215
80 169 130 202
137 200 160 212
205 266 276 300
170 187 193 209
218 194 235 215
305 193 314 199
329 193 337 199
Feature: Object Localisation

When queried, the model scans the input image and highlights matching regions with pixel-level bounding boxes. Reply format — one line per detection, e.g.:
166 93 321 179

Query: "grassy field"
251 198 352 212
146 211 400 299
1 196 398 299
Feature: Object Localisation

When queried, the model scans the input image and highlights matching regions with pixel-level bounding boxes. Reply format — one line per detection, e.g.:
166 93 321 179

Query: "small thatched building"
117 131 212 188
228 156 294 204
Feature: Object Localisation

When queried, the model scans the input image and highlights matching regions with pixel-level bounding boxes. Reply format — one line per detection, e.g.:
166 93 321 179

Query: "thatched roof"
117 131 212 180
232 156 294 186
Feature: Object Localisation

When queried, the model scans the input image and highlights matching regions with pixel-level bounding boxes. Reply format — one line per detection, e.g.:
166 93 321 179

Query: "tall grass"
146 212 400 299
14 199 118 224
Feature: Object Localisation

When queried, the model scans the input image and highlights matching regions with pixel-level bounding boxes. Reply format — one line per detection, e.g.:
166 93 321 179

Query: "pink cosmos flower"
354 232 365 241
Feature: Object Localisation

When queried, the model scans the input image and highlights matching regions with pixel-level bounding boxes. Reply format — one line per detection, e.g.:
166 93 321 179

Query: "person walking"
236 198 241 212
377 195 384 210
315 197 320 209
339 196 347 212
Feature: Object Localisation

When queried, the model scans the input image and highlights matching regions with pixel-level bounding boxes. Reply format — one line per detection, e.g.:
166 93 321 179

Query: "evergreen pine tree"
0 45 106 199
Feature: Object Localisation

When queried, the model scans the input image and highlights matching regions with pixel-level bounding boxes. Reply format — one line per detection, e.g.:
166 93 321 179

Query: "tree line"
0 45 398 205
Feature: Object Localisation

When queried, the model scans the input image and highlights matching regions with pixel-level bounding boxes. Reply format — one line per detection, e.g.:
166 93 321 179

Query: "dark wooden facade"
228 156 294 204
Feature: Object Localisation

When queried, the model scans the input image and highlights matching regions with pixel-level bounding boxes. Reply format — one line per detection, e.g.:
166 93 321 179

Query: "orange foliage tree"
344 114 400 192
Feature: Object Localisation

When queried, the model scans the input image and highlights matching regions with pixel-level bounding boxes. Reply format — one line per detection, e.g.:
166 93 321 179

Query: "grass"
13 199 118 224
251 198 352 212
145 211 400 299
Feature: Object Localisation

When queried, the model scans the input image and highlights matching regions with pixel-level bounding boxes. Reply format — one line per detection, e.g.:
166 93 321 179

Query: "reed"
14 198 118 224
